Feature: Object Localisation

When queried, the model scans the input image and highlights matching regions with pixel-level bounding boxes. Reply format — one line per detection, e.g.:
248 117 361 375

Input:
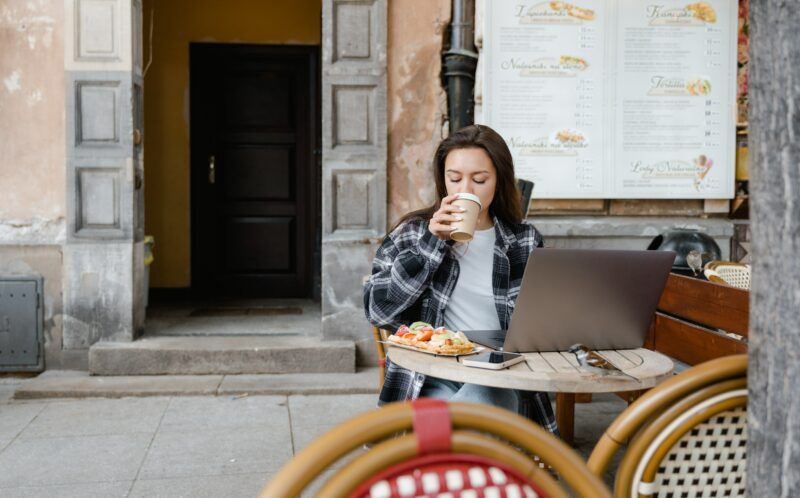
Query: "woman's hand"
428 194 466 240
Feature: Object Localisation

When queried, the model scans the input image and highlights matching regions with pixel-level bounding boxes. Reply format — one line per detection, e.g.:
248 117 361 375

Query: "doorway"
189 44 319 298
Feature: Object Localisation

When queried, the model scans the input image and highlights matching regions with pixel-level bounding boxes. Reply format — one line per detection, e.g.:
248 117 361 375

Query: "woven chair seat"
588 355 748 498
644 406 746 497
353 453 546 498
703 262 750 290
632 390 747 497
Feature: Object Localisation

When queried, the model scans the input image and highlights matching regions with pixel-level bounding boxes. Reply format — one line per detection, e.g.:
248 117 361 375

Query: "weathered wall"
327 0 450 365
143 0 321 288
0 0 65 228
334 0 449 365
386 0 451 227
0 1 67 369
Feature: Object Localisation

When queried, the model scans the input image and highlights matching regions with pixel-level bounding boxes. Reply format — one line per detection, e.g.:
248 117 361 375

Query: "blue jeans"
419 376 520 413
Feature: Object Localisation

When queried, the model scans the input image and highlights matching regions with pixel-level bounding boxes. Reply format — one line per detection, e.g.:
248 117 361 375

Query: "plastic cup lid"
454 192 482 208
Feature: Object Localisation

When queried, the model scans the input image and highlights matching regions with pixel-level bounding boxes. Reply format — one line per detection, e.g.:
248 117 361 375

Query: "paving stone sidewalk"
0 376 625 497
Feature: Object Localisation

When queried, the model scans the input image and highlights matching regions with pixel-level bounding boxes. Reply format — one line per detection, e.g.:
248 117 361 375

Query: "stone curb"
12 369 380 400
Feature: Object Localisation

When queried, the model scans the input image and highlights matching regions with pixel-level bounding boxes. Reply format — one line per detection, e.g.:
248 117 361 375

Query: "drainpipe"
443 0 479 133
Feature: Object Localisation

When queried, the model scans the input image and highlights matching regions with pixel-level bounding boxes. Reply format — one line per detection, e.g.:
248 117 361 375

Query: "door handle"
208 155 216 184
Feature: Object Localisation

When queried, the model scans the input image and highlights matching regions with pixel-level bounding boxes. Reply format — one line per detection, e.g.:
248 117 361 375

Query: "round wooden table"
387 346 674 444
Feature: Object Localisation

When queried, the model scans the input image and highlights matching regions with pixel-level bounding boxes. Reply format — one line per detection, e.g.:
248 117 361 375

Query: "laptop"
466 248 676 352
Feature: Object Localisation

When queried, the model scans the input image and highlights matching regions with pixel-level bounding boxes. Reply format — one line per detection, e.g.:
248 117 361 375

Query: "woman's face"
443 147 497 215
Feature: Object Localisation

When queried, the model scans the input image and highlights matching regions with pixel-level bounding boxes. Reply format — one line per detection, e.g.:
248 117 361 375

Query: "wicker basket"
704 261 751 290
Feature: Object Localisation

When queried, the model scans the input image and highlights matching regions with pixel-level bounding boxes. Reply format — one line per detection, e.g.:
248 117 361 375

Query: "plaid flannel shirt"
363 216 558 435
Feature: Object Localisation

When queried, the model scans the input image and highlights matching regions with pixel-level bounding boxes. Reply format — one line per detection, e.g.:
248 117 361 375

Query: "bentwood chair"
370 325 390 389
261 399 611 498
518 178 534 215
588 354 747 497
703 261 751 290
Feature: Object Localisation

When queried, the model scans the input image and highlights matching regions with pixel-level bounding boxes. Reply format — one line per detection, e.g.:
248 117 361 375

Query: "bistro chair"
363 271 391 389
370 325 390 389
588 354 747 497
518 178 535 215
703 261 751 290
261 399 611 498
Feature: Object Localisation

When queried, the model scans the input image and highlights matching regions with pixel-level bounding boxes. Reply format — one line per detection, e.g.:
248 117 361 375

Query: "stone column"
62 0 145 349
748 0 800 494
321 0 388 362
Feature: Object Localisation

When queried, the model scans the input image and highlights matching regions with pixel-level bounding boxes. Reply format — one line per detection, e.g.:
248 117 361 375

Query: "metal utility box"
0 277 44 372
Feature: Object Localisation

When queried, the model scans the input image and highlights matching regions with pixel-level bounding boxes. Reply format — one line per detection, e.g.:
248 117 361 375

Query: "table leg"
615 389 646 404
556 393 575 446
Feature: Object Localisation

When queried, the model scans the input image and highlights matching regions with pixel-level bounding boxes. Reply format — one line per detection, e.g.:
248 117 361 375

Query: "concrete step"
88 335 356 375
144 299 322 337
12 369 380 399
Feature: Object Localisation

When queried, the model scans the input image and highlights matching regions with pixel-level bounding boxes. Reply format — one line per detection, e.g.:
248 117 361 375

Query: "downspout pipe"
443 0 479 133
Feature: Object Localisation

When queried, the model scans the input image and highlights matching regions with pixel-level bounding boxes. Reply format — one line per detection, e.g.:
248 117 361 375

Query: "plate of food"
383 322 483 356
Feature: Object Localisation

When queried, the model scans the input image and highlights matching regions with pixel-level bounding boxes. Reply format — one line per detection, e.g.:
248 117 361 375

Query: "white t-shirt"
442 227 501 332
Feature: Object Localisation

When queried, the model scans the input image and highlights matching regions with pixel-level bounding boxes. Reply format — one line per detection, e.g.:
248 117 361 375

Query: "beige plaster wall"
386 0 451 227
0 0 65 227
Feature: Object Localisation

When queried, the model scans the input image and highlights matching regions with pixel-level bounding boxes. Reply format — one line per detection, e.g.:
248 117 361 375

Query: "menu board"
481 0 737 198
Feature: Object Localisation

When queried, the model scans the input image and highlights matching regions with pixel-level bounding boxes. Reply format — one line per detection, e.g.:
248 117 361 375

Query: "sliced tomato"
395 325 410 336
416 330 433 341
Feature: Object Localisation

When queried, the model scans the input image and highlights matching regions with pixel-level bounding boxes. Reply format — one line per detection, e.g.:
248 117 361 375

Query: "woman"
363 124 557 434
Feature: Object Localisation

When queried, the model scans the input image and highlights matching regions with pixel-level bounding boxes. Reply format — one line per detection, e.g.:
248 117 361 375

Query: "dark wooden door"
190 44 318 297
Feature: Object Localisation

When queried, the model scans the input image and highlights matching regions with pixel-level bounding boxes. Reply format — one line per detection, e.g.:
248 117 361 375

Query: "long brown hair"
393 124 523 231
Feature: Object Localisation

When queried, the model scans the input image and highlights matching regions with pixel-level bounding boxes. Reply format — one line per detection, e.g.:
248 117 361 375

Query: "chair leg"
556 393 575 446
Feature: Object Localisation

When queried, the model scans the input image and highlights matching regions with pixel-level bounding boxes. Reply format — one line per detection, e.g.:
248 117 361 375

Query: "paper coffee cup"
450 193 482 242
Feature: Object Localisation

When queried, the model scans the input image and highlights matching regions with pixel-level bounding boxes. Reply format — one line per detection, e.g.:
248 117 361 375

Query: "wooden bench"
556 273 750 444
643 272 749 363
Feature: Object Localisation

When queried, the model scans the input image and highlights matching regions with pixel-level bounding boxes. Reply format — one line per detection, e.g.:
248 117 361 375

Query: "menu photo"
483 0 736 198
623 154 722 193
484 0 606 197
613 0 735 198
